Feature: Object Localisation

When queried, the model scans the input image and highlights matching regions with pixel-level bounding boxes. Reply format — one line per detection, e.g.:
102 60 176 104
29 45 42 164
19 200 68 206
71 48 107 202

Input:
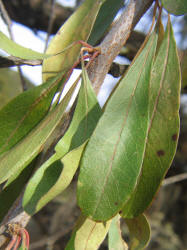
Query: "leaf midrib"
92 34 156 218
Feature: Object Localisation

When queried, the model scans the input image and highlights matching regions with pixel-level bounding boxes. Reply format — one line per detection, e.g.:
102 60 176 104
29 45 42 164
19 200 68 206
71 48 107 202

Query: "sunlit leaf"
121 17 180 218
108 214 128 250
42 0 104 81
77 29 158 221
0 73 64 156
55 66 102 156
161 0 187 16
23 67 102 214
65 214 111 250
0 31 50 60
0 79 78 184
124 214 150 250
0 68 33 108
23 144 85 215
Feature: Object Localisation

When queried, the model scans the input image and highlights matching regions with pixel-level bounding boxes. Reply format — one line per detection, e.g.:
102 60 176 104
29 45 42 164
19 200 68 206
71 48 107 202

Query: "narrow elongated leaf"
23 144 85 215
0 68 33 108
0 73 64 156
23 68 102 214
55 67 102 156
77 30 158 221
0 31 49 60
0 79 78 184
108 215 128 250
42 0 104 81
0 156 37 222
124 214 150 250
65 214 111 250
88 0 124 45
121 18 180 218
161 0 187 15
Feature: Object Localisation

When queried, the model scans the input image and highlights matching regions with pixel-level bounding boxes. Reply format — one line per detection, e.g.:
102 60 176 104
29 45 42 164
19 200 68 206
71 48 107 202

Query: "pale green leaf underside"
0 31 50 60
65 214 111 250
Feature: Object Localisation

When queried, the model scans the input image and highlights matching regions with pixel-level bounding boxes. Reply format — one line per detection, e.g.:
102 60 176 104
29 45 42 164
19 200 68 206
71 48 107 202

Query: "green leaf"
77 30 158 221
65 214 111 250
121 18 180 218
23 67 102 214
161 0 187 16
108 215 128 250
0 68 33 108
0 31 50 60
0 73 63 156
42 0 103 81
23 144 85 215
0 79 78 184
124 214 150 250
55 67 102 156
0 156 37 222
88 0 124 45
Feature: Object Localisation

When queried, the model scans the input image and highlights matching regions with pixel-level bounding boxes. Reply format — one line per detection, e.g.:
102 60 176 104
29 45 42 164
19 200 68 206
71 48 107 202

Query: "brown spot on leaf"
157 150 165 157
114 202 118 206
119 210 122 214
172 134 178 141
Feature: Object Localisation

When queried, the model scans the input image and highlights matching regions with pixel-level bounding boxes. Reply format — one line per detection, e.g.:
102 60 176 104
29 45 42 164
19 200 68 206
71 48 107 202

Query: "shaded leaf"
0 79 78 184
108 214 128 250
23 67 102 214
55 67 102 156
0 156 37 222
124 214 150 250
65 214 111 250
178 49 187 88
77 29 158 221
161 0 187 16
0 31 50 60
42 0 104 81
88 0 124 45
121 17 180 218
0 73 64 156
23 144 85 215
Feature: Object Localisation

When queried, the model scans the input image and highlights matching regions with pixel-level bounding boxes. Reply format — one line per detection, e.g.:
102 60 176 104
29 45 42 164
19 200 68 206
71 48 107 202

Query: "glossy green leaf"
0 79 78 184
23 67 102 214
108 214 128 250
88 0 124 45
124 214 150 250
65 214 111 250
121 18 180 218
0 73 64 156
42 0 103 81
23 144 85 215
77 30 158 221
161 0 187 15
0 31 50 60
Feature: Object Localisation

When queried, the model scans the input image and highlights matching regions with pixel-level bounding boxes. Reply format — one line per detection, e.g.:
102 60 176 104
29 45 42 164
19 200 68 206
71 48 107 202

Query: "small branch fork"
5 223 29 250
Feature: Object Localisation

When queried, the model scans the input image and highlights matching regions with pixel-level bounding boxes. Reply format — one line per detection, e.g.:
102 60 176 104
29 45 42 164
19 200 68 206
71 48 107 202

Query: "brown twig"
44 0 56 52
87 0 154 94
163 173 187 186
0 0 27 91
